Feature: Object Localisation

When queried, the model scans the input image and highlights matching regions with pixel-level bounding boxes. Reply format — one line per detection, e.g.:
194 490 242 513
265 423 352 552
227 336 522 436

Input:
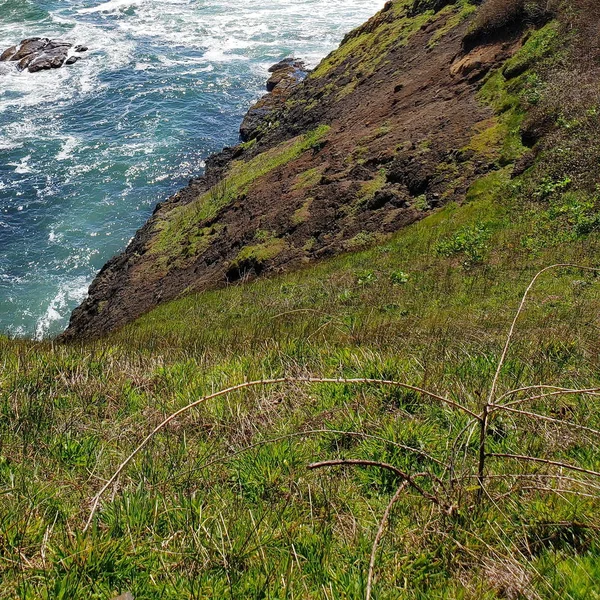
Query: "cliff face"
62 0 536 339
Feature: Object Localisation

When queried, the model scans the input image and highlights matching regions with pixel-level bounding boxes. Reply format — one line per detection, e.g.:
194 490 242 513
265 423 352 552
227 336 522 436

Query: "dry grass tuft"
465 0 557 48
483 557 540 600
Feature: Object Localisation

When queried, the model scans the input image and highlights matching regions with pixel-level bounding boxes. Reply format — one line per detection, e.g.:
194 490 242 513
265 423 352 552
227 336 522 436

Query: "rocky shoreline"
1 38 88 73
240 58 309 141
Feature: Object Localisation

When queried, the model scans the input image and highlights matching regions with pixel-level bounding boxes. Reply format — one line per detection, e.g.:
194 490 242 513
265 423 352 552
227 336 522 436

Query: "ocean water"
0 0 384 339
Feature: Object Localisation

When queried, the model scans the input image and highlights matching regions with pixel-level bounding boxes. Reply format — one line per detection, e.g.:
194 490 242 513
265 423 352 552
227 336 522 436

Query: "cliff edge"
62 0 587 339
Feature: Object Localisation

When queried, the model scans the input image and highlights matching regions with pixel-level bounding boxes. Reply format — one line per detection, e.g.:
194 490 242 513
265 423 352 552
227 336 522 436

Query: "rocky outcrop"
0 38 88 73
239 58 308 142
62 0 533 341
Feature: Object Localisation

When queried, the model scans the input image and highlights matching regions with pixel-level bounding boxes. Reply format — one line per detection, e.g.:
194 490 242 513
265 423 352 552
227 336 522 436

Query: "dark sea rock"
239 58 309 142
0 38 88 73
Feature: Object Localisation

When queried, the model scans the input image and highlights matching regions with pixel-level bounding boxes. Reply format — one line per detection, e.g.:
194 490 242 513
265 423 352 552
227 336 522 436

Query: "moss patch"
292 168 323 191
463 117 505 161
357 169 387 204
427 0 477 49
310 1 433 81
477 22 561 164
231 238 287 270
292 198 313 225
149 125 330 265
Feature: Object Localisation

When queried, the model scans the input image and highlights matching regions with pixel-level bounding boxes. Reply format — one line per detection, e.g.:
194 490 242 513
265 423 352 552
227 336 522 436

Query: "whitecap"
14 156 32 174
34 276 89 340
56 136 79 161
78 0 145 15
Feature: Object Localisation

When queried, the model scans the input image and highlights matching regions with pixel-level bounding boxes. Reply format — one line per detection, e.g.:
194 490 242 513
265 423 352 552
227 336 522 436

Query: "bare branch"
453 472 600 492
488 453 600 478
500 388 600 410
366 482 408 600
492 404 600 437
488 264 600 407
495 385 600 405
307 459 444 507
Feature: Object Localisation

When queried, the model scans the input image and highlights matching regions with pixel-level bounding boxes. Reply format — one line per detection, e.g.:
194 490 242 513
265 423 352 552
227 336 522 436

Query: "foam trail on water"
78 0 146 14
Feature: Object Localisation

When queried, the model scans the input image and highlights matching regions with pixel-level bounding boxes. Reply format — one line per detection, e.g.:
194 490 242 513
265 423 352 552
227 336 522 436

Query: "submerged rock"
239 58 308 142
0 38 88 73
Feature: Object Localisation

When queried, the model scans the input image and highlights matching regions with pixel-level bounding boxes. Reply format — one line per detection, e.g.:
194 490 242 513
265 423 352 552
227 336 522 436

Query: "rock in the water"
240 58 308 142
0 38 88 73
0 45 18 61
12 38 49 61
28 48 70 72
266 58 307 91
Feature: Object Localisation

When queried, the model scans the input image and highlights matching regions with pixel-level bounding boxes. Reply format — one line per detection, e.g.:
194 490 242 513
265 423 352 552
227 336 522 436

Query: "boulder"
0 45 18 61
266 58 307 91
13 38 48 61
0 38 88 73
240 58 309 142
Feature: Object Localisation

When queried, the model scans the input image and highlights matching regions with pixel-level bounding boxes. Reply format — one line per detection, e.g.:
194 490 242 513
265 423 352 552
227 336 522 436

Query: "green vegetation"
292 198 313 225
357 169 387 205
231 237 287 273
310 0 434 81
2 1 600 597
473 22 560 166
292 167 323 191
427 0 478 48
150 125 330 266
435 222 491 267
2 166 600 596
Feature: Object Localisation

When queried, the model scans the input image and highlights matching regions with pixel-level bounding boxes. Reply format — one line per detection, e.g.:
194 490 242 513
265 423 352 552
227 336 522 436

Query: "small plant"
356 270 378 286
435 224 491 267
389 270 409 285
254 229 276 243
413 194 430 211
535 175 572 201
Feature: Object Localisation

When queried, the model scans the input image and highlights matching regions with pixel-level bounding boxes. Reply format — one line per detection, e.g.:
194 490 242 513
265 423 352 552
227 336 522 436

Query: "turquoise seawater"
0 0 384 338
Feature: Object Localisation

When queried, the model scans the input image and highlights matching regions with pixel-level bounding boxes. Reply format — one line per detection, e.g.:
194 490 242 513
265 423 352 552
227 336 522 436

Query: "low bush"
465 0 557 47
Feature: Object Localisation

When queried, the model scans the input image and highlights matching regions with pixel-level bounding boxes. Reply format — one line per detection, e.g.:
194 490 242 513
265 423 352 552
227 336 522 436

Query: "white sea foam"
78 0 146 14
56 136 80 161
13 155 33 174
34 275 89 340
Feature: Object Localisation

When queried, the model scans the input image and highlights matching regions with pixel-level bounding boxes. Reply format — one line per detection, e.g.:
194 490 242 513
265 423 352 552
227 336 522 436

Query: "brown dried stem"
307 459 444 508
366 482 408 600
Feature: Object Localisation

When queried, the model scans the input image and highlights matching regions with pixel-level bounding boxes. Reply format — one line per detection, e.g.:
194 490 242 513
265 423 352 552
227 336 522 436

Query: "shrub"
465 0 557 47
435 224 491 266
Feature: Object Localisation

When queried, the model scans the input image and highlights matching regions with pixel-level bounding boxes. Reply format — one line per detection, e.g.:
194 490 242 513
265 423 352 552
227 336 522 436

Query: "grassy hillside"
2 0 600 597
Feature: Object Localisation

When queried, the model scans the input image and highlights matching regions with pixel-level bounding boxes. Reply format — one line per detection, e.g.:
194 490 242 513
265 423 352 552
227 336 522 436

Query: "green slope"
2 1 600 597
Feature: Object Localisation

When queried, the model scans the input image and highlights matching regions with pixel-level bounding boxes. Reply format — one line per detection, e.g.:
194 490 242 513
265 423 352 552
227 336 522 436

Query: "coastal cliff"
62 0 593 338
4 1 600 596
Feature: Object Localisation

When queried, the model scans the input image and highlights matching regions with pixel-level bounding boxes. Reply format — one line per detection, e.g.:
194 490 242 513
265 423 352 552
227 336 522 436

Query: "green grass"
1 171 599 597
149 125 330 268
2 3 600 598
231 237 287 271
310 0 433 81
292 167 324 192
426 0 478 49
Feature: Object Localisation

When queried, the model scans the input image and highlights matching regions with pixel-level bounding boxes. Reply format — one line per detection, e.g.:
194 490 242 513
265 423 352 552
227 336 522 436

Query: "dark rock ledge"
239 58 309 142
0 38 88 73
